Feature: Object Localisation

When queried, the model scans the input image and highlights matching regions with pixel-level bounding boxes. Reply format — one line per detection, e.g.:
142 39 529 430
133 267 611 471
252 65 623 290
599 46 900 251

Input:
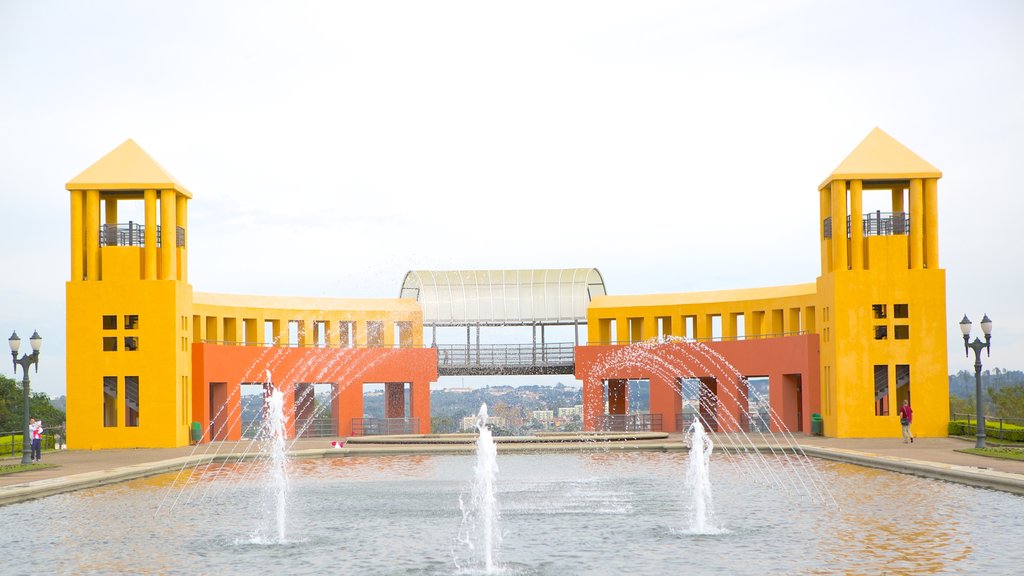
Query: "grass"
958 446 1024 461
0 462 58 476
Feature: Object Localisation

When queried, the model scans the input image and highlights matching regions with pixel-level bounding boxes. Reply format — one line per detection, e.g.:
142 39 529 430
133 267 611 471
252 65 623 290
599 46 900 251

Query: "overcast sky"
1 1 1022 396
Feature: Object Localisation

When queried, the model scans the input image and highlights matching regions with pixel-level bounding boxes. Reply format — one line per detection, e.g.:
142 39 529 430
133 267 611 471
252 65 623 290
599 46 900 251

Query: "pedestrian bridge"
400 268 606 376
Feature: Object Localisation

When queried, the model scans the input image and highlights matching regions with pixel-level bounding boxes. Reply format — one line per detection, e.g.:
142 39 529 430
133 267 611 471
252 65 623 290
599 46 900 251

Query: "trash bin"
810 413 823 436
190 421 202 444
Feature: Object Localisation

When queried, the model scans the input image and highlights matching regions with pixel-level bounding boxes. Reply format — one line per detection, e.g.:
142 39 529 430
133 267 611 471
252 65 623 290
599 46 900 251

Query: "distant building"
558 405 583 418
461 415 507 431
531 410 554 422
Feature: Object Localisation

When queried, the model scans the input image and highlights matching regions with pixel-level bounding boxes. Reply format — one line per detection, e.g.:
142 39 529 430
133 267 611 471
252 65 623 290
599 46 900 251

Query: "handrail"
436 342 575 367
100 221 185 248
199 340 420 349
351 417 420 436
0 427 62 457
587 331 809 345
824 212 910 239
598 413 663 432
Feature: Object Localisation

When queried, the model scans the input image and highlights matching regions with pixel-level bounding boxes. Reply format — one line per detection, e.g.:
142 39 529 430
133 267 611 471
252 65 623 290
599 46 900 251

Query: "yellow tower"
816 128 948 438
65 140 194 448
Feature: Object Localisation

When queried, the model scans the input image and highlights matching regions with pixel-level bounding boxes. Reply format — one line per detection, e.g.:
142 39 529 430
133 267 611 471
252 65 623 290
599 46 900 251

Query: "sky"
1 0 1022 397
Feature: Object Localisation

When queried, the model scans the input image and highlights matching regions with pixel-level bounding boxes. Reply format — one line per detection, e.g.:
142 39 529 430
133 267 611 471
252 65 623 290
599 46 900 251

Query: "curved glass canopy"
400 269 606 326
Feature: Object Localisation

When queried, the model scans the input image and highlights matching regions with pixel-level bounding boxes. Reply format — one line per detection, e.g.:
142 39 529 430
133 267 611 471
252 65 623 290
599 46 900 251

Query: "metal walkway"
436 342 575 376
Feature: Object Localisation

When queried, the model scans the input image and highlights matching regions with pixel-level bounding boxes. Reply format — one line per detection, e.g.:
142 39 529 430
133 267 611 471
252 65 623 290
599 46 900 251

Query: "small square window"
103 337 118 351
124 315 139 330
872 304 887 319
124 337 139 351
103 315 117 330
894 325 909 339
874 326 888 340
894 304 909 318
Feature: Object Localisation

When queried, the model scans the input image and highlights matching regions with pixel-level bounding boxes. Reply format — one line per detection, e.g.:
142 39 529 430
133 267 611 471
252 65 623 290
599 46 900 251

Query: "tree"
988 385 1024 420
949 394 974 419
0 375 65 432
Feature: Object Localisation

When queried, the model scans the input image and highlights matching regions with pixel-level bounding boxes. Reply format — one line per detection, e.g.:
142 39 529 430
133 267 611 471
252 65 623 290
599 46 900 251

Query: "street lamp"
9 330 42 465
959 314 992 449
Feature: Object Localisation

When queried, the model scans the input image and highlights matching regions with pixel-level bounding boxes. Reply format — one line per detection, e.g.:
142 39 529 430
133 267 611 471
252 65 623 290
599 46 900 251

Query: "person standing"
29 417 43 462
898 399 913 444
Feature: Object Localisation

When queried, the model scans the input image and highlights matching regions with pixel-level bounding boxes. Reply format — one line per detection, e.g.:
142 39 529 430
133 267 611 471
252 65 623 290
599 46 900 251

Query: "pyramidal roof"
66 139 192 197
820 127 941 189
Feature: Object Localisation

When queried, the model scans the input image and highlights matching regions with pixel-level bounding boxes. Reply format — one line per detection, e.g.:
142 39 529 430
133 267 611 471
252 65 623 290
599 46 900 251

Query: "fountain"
261 382 289 543
684 419 721 534
48 341 1019 573
455 403 502 573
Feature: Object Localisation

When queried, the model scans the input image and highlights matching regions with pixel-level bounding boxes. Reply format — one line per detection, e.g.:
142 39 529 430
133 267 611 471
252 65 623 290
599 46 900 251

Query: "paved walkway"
2 435 1023 505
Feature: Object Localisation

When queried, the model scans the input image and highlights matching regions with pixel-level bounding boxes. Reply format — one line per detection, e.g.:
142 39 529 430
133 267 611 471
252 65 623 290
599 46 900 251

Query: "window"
874 326 888 340
124 314 139 330
103 337 118 351
125 376 139 427
103 315 117 330
894 325 909 340
872 304 887 319
103 376 118 427
124 336 139 351
367 321 384 347
874 365 889 416
894 304 909 318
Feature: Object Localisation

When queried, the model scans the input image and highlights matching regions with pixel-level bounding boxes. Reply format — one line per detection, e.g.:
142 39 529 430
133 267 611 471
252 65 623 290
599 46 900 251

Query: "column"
70 190 84 281
891 186 904 214
648 374 678 432
254 318 266 346
144 189 157 279
159 190 177 280
104 197 117 226
830 180 847 271
641 316 657 340
820 186 831 274
696 314 713 341
615 317 629 345
924 178 939 269
85 189 100 280
722 313 737 340
176 194 188 282
849 180 864 270
582 377 604 432
909 178 924 269
385 382 405 418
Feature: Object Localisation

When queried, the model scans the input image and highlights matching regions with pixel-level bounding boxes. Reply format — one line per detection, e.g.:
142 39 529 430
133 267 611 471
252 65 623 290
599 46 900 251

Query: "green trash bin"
190 421 202 444
810 413 823 436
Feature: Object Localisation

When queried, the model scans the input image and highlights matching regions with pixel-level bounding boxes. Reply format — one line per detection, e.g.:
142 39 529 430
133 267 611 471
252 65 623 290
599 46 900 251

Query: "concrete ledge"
4 439 1024 507
800 445 1024 496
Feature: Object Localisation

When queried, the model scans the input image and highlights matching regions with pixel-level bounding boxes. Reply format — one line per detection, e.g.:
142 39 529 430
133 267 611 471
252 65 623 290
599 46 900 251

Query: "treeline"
949 368 1024 419
0 375 66 432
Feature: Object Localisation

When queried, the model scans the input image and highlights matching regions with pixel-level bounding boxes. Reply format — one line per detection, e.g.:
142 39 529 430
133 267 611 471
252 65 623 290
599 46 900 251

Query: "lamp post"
9 330 42 465
959 314 992 449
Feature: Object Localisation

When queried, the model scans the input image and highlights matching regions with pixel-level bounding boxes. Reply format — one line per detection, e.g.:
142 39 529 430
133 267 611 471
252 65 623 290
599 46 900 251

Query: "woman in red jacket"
899 399 914 443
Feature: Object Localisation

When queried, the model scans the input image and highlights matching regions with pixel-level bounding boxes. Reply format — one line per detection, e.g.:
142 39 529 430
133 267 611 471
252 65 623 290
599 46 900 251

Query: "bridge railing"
599 413 663 432
351 417 420 436
436 342 575 368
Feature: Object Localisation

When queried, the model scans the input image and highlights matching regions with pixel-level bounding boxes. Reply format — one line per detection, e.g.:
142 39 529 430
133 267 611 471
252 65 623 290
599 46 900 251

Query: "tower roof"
820 127 941 189
66 139 192 197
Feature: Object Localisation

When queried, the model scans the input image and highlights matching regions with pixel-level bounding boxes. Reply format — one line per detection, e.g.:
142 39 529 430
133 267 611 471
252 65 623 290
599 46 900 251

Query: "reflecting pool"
3 451 1022 575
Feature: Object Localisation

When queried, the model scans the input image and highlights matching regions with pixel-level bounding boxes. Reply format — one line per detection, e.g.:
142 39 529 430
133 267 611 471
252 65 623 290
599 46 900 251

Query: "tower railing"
100 221 186 247
823 211 909 239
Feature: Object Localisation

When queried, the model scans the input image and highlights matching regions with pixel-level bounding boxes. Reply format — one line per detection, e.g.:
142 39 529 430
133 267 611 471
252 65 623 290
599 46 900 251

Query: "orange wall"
575 334 820 433
192 344 438 440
